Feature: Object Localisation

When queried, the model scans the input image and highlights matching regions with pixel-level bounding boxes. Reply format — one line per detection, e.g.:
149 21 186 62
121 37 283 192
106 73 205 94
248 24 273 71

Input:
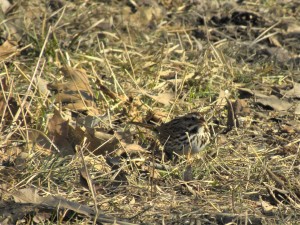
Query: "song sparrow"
157 112 210 157
133 112 211 157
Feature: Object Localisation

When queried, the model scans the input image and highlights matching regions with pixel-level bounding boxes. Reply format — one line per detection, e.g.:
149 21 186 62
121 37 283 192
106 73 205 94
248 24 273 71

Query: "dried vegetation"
0 0 300 224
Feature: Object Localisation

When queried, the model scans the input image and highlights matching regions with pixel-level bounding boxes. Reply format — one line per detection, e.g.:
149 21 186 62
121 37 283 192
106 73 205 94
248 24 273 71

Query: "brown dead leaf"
93 130 114 140
135 87 174 106
12 188 41 204
130 5 163 27
75 114 103 128
35 77 51 97
261 47 294 64
0 40 19 61
233 99 250 116
256 95 292 111
0 202 52 224
26 129 56 155
96 81 128 102
0 0 11 13
95 130 147 156
53 125 116 156
295 103 300 115
145 109 168 124
183 165 193 181
79 167 96 192
32 211 52 224
238 88 292 111
142 61 156 69
0 77 8 117
48 110 74 155
61 66 92 92
83 155 111 172
49 66 99 115
268 35 282 48
86 128 147 156
264 183 294 206
143 164 161 179
280 18 300 35
282 83 300 99
0 77 19 131
226 99 239 130
115 142 149 156
3 187 126 224
281 120 300 134
157 70 176 79
216 135 227 145
69 125 105 153
11 188 94 217
131 6 153 27
148 92 174 106
280 125 295 134
260 198 276 215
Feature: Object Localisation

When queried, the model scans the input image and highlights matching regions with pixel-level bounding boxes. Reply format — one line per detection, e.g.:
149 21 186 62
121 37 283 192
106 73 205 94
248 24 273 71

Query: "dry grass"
0 0 300 224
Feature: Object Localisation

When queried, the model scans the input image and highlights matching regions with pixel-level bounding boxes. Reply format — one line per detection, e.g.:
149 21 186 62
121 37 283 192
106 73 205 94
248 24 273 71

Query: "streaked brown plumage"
156 112 210 157
133 112 211 157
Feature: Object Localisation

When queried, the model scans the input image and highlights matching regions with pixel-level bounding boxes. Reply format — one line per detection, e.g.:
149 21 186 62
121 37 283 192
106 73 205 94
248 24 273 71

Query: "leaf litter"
0 0 300 224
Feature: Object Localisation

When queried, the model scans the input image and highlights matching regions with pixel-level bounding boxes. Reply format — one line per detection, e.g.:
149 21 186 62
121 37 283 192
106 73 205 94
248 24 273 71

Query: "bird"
132 112 211 158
